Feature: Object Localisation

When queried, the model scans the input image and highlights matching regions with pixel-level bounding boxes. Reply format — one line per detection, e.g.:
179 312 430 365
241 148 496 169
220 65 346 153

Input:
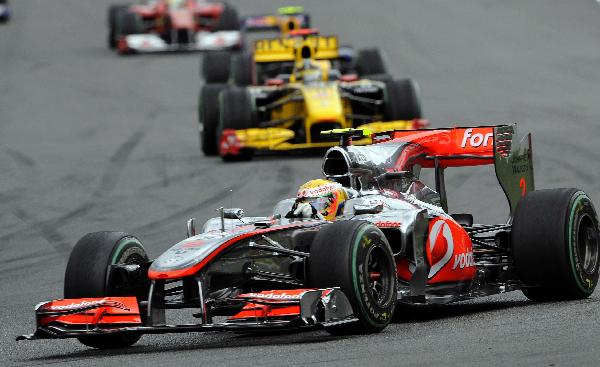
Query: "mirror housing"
223 208 244 220
353 202 383 215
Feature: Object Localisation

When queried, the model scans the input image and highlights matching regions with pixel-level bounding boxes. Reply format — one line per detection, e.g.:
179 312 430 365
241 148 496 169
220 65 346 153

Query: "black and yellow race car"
199 30 427 160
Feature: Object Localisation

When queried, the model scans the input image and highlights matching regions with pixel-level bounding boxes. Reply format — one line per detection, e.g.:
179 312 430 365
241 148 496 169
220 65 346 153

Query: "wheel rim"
576 214 599 276
109 241 148 295
365 246 393 307
123 253 146 266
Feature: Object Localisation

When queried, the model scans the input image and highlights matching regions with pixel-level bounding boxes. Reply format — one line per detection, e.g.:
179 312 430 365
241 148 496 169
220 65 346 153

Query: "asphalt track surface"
2 0 600 365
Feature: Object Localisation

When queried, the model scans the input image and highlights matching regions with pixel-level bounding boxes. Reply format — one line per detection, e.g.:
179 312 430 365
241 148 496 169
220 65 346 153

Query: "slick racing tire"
218 87 255 161
202 51 232 83
231 52 255 86
384 79 423 120
214 3 241 31
512 188 600 301
308 221 397 335
64 232 149 349
108 4 129 49
199 83 227 156
0 0 10 23
355 48 388 76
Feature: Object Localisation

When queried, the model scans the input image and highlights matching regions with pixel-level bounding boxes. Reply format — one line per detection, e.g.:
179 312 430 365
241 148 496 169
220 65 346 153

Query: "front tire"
214 3 240 31
512 188 600 301
218 87 255 161
202 51 232 83
308 221 397 335
64 231 149 349
199 83 228 156
231 52 254 86
355 48 388 76
108 4 129 49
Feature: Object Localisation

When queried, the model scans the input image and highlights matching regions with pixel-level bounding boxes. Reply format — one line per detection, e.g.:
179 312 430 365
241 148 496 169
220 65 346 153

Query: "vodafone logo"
460 128 493 148
46 299 129 311
453 252 475 269
244 292 301 300
297 182 341 198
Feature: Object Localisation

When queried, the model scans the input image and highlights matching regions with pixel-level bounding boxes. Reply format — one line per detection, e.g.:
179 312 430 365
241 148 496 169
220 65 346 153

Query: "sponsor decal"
375 220 402 228
460 128 493 148
452 252 475 269
427 219 454 278
46 299 130 311
373 134 391 142
297 182 341 198
242 292 302 300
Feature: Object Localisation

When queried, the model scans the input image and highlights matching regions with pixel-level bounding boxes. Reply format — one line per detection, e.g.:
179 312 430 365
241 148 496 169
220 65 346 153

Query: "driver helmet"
296 179 348 220
167 0 185 9
294 59 325 84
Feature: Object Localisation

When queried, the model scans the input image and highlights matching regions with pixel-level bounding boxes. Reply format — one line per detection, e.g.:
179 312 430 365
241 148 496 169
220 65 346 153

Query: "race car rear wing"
254 35 339 63
371 125 534 217
242 9 310 33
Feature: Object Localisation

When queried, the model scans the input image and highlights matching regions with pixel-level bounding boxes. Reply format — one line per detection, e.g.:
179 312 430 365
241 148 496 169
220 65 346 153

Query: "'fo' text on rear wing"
372 125 534 217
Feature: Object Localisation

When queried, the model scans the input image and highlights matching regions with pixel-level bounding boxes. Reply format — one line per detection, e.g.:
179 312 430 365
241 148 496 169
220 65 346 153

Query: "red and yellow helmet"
296 179 348 220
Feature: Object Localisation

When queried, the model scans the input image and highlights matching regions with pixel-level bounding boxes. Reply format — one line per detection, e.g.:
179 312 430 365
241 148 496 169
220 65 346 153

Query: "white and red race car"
108 0 242 54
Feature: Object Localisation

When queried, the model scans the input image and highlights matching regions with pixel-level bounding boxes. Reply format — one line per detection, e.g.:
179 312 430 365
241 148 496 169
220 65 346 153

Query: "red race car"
17 125 599 348
108 0 242 54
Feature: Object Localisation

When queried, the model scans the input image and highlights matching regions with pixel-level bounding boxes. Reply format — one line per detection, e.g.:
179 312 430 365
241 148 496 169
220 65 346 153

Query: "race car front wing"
117 30 241 54
17 288 355 341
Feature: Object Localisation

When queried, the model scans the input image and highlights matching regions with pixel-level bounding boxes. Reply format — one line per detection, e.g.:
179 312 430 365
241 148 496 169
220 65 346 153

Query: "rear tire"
218 87 255 161
308 221 397 335
115 11 144 36
355 48 388 76
64 232 149 349
202 51 232 83
384 79 422 120
512 188 600 301
108 4 129 49
214 3 240 31
231 52 254 86
199 83 228 156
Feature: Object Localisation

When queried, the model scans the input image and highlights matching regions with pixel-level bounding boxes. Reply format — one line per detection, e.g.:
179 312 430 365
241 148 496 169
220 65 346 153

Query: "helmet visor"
300 196 331 213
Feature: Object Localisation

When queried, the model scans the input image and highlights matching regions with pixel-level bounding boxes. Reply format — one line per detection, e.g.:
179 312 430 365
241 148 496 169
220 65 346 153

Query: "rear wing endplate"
493 125 534 219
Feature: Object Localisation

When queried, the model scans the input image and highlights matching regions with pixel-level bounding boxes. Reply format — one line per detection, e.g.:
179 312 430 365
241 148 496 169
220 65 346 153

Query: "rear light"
265 78 284 86
340 74 359 82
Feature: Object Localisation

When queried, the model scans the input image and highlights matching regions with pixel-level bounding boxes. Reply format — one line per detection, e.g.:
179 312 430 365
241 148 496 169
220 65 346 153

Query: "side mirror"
186 218 196 237
223 208 244 220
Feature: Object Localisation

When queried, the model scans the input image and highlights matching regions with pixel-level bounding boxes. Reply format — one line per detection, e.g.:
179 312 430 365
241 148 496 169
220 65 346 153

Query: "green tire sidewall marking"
351 225 383 328
567 192 592 294
111 237 139 265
